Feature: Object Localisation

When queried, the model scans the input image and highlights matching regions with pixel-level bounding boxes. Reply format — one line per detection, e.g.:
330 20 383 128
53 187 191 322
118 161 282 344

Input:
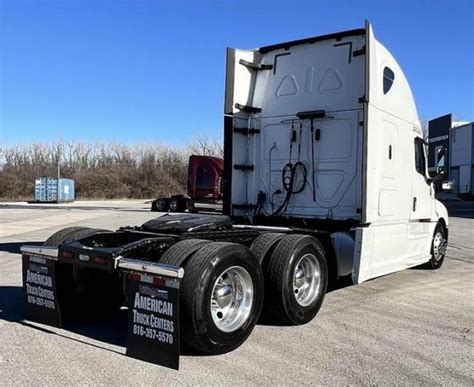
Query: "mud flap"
21 247 62 327
118 257 184 370
20 247 183 370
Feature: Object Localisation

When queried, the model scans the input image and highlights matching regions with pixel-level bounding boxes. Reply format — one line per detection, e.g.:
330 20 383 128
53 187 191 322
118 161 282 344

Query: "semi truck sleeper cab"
21 21 449 363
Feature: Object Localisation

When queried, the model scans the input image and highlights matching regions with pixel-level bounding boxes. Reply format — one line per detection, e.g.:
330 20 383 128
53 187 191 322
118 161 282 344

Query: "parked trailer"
151 155 223 213
22 22 450 369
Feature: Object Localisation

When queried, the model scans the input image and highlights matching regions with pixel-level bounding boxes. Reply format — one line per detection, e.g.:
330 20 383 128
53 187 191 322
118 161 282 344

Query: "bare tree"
187 134 223 158
0 141 192 200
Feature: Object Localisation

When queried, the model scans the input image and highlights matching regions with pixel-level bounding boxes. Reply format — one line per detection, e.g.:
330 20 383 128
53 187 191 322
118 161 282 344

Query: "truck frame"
21 21 450 367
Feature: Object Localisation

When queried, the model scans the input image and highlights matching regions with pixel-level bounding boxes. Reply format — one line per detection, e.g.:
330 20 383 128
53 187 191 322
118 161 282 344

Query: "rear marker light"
78 254 90 262
62 251 74 259
129 273 141 282
153 277 166 286
94 257 108 265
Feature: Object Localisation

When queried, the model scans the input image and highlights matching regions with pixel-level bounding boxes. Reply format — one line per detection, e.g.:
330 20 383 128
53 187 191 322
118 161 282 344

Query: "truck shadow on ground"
0 281 357 358
0 275 357 355
0 286 24 323
0 285 205 356
0 285 125 345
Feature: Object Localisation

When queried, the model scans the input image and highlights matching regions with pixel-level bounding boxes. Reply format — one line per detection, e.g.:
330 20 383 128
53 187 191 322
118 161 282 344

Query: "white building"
450 122 474 195
428 114 474 197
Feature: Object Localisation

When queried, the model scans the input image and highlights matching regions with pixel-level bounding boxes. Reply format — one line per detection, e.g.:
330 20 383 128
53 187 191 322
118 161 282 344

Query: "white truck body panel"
224 21 448 284
226 33 365 220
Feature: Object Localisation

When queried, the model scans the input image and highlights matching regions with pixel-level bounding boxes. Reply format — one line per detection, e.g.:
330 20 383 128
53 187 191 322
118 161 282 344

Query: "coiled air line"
271 119 308 216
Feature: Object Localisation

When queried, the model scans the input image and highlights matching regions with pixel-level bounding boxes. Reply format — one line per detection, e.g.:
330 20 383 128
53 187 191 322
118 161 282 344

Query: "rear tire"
250 232 286 264
180 242 264 354
263 234 328 325
170 197 187 212
154 198 169 212
424 223 447 269
159 239 211 266
44 227 89 247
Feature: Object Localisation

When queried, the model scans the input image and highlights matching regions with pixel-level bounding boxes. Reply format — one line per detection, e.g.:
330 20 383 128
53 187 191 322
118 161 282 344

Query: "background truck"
150 155 223 213
21 21 451 364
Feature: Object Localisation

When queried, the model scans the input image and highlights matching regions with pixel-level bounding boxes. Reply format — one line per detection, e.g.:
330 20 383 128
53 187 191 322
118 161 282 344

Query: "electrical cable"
288 120 295 163
272 161 307 216
310 118 316 202
297 120 303 162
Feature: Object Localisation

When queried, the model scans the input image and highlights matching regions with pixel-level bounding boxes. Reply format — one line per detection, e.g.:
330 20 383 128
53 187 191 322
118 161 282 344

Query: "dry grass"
0 138 222 200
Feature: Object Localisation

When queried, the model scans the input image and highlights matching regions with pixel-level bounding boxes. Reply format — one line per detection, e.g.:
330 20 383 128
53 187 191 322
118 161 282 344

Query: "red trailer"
151 155 223 212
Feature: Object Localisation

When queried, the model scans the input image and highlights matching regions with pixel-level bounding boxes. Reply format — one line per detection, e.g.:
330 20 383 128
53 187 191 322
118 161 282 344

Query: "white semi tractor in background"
21 21 450 367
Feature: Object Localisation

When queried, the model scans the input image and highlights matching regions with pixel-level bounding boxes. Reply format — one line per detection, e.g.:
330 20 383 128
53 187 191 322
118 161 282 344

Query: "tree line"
0 137 223 200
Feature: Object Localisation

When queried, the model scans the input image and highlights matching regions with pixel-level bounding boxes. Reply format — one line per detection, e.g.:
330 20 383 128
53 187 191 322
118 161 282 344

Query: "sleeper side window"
383 67 395 94
196 165 215 189
196 165 206 188
414 138 426 177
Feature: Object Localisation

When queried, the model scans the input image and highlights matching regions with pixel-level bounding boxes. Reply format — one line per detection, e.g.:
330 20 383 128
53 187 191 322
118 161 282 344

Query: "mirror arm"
427 173 444 185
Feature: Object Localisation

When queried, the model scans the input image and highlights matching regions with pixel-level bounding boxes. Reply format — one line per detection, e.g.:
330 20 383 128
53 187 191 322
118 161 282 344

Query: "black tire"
250 232 286 264
44 226 109 246
264 234 328 325
424 223 447 270
170 197 187 212
169 198 179 212
180 242 264 354
155 198 169 212
43 227 88 246
159 239 211 266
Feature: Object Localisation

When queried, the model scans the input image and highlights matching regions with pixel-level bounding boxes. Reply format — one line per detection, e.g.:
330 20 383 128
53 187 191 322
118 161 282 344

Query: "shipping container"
34 178 75 202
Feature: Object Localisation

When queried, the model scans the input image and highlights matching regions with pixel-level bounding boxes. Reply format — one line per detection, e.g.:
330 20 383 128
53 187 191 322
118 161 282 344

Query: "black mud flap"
22 251 62 327
20 247 183 370
119 258 183 370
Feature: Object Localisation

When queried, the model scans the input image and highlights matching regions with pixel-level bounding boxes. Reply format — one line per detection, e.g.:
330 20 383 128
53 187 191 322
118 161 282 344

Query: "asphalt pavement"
0 201 473 385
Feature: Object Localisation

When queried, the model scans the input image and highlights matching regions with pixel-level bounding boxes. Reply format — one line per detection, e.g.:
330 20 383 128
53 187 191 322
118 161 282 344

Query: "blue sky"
1 0 473 145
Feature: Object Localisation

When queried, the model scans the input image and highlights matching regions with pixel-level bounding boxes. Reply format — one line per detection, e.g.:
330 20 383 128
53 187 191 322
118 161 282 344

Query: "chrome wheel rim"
433 231 447 261
210 266 254 333
170 201 177 211
293 253 321 307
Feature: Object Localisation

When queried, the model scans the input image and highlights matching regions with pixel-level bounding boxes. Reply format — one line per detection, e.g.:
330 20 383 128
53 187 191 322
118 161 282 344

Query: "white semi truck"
21 22 450 368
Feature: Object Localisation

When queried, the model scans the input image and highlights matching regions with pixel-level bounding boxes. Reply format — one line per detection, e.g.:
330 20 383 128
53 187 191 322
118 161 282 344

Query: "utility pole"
57 143 61 202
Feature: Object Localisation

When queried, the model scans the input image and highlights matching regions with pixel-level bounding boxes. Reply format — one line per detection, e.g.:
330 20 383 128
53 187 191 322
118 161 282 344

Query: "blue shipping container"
34 178 75 202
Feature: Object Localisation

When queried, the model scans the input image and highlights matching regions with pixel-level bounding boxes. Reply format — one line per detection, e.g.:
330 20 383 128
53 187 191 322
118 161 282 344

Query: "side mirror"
436 147 447 175
441 181 453 191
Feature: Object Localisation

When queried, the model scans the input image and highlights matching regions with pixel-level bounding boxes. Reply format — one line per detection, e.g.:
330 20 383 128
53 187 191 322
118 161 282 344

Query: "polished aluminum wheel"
433 231 447 261
293 253 321 307
210 266 254 333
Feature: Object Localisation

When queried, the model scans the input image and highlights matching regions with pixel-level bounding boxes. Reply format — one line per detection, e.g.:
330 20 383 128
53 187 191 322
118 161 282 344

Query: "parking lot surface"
1 201 473 384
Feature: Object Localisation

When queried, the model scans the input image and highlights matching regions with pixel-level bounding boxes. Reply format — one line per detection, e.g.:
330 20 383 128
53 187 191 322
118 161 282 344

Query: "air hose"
272 161 307 216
